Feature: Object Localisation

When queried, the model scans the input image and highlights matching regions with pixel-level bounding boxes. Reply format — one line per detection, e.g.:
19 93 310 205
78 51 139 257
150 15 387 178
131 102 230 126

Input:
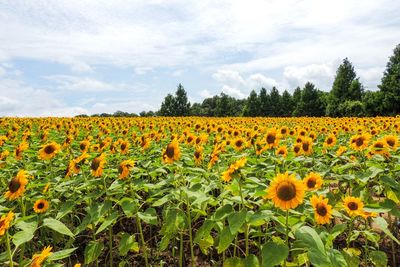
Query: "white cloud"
222 85 246 99
198 89 213 99
46 75 129 92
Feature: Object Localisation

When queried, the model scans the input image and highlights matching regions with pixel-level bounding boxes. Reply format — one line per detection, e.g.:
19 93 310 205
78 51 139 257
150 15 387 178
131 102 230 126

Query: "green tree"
174 83 191 116
378 43 400 114
295 82 325 116
362 91 384 116
159 94 175 116
190 103 204 116
259 87 271 116
243 90 260 116
269 87 281 116
327 58 359 116
281 90 293 116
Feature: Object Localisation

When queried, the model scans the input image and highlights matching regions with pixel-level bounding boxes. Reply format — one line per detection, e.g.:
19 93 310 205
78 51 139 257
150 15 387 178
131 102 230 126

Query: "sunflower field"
0 116 399 267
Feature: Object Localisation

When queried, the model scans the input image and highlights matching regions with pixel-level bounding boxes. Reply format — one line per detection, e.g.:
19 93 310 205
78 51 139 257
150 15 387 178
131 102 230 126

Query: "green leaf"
327 249 347 267
341 250 360 267
119 233 139 256
214 204 233 221
43 218 74 238
84 241 104 264
245 254 259 267
194 219 215 243
228 209 247 235
199 235 214 255
370 251 388 267
373 217 400 244
48 248 78 261
95 211 119 235
12 231 34 247
56 201 75 220
223 257 244 267
138 208 158 225
261 241 289 267
294 226 331 267
218 227 235 253
119 197 138 217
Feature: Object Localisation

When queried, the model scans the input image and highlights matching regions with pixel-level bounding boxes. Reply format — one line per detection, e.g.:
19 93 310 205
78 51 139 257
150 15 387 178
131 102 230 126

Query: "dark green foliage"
281 90 294 116
243 90 260 116
159 84 191 116
293 82 325 116
378 44 400 115
269 87 282 116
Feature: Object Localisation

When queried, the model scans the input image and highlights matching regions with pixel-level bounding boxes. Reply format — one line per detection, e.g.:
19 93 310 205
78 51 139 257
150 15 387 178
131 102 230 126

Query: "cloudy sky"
0 0 399 116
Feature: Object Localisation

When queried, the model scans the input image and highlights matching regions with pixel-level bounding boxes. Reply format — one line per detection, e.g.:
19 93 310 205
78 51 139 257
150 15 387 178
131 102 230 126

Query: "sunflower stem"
5 231 13 267
179 231 184 267
18 197 26 263
186 197 195 267
346 218 354 249
108 225 113 267
284 209 289 267
136 214 149 267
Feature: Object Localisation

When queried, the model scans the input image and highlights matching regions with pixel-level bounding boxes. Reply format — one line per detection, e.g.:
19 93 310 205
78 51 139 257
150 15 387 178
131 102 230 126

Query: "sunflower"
0 211 14 236
275 145 288 158
162 140 181 164
310 195 332 225
0 150 10 168
38 142 61 160
5 170 29 200
79 140 90 152
66 153 88 177
221 157 247 182
265 172 305 210
265 129 280 149
119 139 130 155
15 141 29 160
383 135 398 150
323 134 337 148
232 137 247 151
30 246 52 267
360 210 377 219
293 143 303 156
118 159 135 179
336 146 347 156
91 154 106 177
194 147 203 166
343 196 364 217
33 199 49 213
303 172 323 191
301 137 313 155
350 134 370 151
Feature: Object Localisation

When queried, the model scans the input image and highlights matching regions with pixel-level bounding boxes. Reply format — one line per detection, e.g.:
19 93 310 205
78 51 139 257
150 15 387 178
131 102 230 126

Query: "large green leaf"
217 227 235 253
373 217 400 244
48 248 78 261
84 241 104 264
370 251 387 267
294 226 331 267
261 241 289 267
43 218 74 238
228 209 247 235
119 233 139 256
95 211 119 235
138 208 158 225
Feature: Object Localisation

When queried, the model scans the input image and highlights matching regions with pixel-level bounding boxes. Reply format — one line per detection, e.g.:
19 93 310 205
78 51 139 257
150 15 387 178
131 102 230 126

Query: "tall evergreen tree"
259 87 271 116
281 90 293 116
174 83 191 116
327 58 358 116
378 43 400 114
243 90 260 116
159 94 175 116
269 87 281 116
295 82 325 116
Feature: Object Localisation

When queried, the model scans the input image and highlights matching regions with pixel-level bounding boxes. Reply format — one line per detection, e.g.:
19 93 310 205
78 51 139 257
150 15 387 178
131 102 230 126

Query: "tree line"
79 43 400 117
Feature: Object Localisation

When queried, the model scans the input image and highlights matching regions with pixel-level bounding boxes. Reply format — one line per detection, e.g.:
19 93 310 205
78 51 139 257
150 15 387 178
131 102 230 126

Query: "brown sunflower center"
276 182 297 201
327 138 333 144
302 142 309 151
316 203 327 216
267 134 276 144
194 151 201 159
37 202 45 209
44 145 56 154
355 138 364 147
374 143 384 149
9 177 21 193
235 140 243 147
278 149 285 155
281 128 287 134
294 146 301 153
347 201 358 210
121 144 127 150
307 178 317 188
166 145 175 158
386 139 395 147
118 165 124 174
91 158 101 171
80 143 86 150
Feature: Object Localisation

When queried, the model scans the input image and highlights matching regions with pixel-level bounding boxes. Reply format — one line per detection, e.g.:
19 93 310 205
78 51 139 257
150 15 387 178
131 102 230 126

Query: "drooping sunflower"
0 211 14 236
118 159 135 179
310 195 332 225
38 142 61 160
303 172 323 191
5 170 29 200
162 140 181 164
275 145 288 158
119 139 130 155
383 135 398 150
336 146 347 156
91 154 106 177
221 157 247 182
349 134 370 151
343 196 364 217
323 134 337 148
265 172 305 210
79 140 90 152
33 199 49 213
194 147 204 166
0 150 10 168
15 141 29 160
30 246 52 267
